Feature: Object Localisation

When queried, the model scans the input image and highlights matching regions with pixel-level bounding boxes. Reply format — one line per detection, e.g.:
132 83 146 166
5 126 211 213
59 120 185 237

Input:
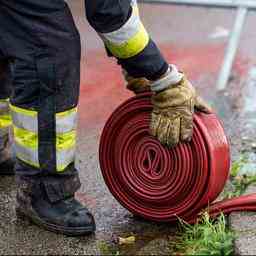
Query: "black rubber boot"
0 159 14 175
16 175 96 236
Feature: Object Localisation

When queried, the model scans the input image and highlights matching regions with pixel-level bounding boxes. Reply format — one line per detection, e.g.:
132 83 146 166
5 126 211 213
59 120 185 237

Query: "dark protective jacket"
0 0 168 195
85 0 169 80
0 0 168 79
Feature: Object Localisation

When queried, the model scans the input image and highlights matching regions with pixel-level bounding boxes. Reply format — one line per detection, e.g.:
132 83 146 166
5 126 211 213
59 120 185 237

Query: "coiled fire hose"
99 93 256 223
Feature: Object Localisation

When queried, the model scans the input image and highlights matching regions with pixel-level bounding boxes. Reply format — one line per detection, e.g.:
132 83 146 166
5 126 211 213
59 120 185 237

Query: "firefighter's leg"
0 0 95 235
0 56 14 175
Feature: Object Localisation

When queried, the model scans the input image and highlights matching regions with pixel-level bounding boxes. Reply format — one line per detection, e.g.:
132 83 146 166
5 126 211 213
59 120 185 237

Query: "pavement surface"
1 1 256 254
230 186 256 256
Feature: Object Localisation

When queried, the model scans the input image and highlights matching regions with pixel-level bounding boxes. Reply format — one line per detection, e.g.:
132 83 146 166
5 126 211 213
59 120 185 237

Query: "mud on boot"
16 174 96 236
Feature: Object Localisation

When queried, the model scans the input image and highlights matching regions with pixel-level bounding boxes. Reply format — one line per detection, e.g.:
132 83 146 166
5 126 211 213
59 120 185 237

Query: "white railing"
140 0 254 90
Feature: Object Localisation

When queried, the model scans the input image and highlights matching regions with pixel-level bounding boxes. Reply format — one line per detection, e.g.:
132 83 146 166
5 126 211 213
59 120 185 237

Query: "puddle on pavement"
99 229 177 255
99 233 174 255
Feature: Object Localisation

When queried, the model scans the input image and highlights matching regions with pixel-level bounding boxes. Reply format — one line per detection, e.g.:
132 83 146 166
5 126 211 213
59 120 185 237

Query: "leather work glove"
150 66 212 147
124 65 212 147
123 70 150 94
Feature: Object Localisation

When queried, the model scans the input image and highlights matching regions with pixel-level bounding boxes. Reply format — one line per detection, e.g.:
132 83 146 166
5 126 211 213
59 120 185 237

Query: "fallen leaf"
118 236 136 245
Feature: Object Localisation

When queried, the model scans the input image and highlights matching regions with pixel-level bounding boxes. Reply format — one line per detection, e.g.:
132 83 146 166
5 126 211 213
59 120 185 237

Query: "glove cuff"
150 64 183 92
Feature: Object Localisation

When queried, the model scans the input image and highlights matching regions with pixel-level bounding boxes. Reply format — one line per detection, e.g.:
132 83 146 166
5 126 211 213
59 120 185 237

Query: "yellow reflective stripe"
11 105 77 134
15 147 75 172
12 105 77 172
56 107 77 118
9 104 37 117
105 23 149 59
58 165 68 172
102 4 141 45
13 125 76 151
11 104 77 119
0 114 12 129
57 147 76 172
15 143 40 168
15 144 75 172
101 4 149 59
13 126 38 149
56 130 76 151
17 155 40 169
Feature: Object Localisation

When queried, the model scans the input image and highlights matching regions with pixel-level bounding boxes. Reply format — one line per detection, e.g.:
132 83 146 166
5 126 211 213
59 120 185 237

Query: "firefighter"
0 0 210 236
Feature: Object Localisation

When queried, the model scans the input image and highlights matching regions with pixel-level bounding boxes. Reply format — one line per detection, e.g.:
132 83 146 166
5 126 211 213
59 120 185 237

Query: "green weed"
230 155 248 177
98 241 120 256
99 156 256 255
223 155 256 199
171 212 234 255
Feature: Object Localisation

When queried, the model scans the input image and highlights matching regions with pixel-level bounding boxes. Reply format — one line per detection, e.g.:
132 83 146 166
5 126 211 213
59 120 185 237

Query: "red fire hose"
99 93 256 223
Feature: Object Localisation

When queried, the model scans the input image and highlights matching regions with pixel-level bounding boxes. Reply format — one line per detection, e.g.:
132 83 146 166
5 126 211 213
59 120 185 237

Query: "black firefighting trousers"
0 0 167 187
0 0 81 187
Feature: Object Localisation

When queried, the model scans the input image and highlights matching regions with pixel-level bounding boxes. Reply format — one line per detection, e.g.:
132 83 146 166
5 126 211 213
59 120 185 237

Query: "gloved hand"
123 70 150 94
150 68 212 147
123 66 212 147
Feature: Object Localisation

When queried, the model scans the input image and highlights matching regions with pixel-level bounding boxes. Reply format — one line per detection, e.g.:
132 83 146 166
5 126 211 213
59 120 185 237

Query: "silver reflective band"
57 147 76 171
11 111 37 133
15 141 76 171
56 110 78 134
15 142 39 167
12 109 78 134
100 5 141 45
150 65 184 92
11 104 78 171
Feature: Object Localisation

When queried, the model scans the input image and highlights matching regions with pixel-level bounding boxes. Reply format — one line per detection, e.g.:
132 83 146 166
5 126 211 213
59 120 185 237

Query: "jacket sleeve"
85 0 168 80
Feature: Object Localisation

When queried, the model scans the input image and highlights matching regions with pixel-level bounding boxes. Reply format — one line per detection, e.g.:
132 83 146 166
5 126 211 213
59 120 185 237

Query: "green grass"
171 212 234 255
171 155 256 255
224 174 256 199
99 156 256 256
98 241 120 256
223 155 256 199
230 155 248 178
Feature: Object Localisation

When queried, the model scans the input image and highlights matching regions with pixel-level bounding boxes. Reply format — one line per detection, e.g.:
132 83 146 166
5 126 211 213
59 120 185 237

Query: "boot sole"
16 208 96 236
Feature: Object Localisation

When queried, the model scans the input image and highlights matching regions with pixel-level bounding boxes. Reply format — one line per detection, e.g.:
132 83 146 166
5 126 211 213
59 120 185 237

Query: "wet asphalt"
1 1 256 254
